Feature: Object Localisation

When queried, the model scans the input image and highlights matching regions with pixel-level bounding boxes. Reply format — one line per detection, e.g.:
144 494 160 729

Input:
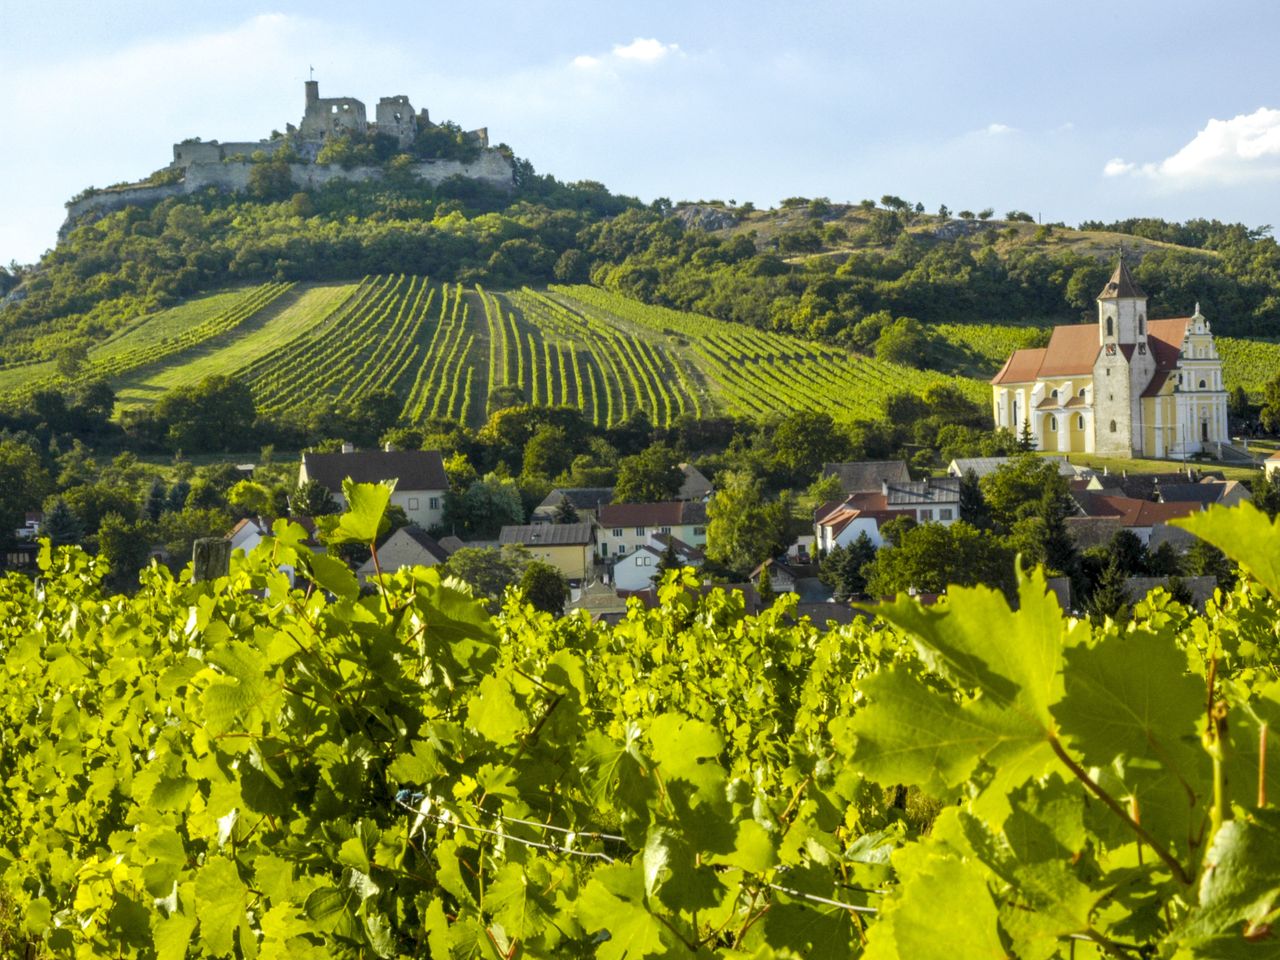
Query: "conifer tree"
553 497 580 524
41 497 83 546
957 468 991 529
1086 556 1130 625
144 477 167 522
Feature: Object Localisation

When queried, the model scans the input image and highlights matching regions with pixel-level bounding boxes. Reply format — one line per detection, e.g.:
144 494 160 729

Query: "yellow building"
991 258 1228 459
498 522 595 582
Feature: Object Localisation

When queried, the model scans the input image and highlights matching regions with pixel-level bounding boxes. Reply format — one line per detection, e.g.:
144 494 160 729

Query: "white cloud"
1104 107 1280 184
612 38 679 62
985 122 1015 135
571 37 681 70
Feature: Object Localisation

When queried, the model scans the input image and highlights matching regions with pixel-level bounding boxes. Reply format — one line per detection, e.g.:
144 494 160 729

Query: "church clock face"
1105 344 1117 355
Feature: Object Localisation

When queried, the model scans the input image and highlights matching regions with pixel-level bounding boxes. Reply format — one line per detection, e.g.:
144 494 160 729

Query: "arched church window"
1078 388 1086 397
1138 314 1145 335
1109 420 1117 433
1106 316 1114 337
1050 389 1058 399
1077 415 1085 430
1048 416 1057 431
1199 379 1207 390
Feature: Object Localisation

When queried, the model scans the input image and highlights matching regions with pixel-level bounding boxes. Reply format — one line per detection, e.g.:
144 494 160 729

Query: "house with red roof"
991 257 1228 460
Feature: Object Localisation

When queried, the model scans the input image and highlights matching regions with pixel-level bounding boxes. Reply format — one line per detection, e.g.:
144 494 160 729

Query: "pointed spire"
1097 253 1146 300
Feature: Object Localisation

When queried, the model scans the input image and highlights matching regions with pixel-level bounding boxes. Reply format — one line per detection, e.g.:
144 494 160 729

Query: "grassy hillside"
0 279 986 428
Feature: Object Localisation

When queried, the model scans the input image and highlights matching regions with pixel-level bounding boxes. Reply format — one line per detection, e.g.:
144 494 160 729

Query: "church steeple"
1097 254 1148 345
1097 253 1146 300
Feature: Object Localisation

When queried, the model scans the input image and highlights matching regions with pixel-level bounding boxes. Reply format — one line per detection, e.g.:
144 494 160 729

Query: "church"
991 258 1228 460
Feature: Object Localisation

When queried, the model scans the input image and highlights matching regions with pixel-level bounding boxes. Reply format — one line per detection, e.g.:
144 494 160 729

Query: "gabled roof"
1076 493 1201 527
884 477 961 505
389 525 451 563
536 487 615 512
1037 325 1101 378
948 456 1074 478
677 463 714 500
303 448 448 492
821 460 911 494
990 347 1048 385
499 522 594 546
650 532 705 563
1147 318 1190 371
992 315 1193 386
598 501 707 527
1097 257 1146 300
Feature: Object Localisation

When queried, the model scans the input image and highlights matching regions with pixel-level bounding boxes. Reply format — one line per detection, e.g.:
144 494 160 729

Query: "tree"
228 480 275 519
96 513 153 592
1018 420 1035 451
143 477 167 522
977 208 994 220
704 471 789 578
862 521 1015 599
767 410 849 485
523 426 574 480
1085 556 1131 625
957 469 991 529
820 532 876 600
443 544 531 607
1228 385 1251 421
443 474 525 538
1184 536 1235 589
55 483 137 536
874 317 929 368
654 537 681 579
613 443 683 503
519 561 568 615
0 439 52 548
248 159 295 201
290 479 338 517
553 497 580 524
757 564 776 604
1254 469 1280 519
144 375 257 453
156 506 234 569
41 498 83 546
1262 373 1280 433
981 454 1068 531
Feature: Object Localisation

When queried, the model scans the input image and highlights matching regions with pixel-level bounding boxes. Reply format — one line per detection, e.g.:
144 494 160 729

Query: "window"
642 556 653 566
693 526 707 536
918 509 932 521
1079 387 1086 397
428 497 440 510
660 526 671 534
1109 420 1117 433
634 526 646 536
1050 388 1058 399
1105 368 1112 375
1077 414 1085 430
939 508 953 521
1139 314 1145 335
1048 415 1057 431
407 497 420 511
1106 316 1114 337
611 528 623 537
1199 379 1207 390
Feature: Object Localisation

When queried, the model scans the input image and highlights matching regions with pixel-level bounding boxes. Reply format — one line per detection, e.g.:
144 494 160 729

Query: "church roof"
1097 257 1146 300
991 316 1193 386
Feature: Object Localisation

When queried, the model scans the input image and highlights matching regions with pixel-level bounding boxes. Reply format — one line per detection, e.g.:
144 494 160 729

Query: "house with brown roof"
596 501 707 561
821 460 912 495
991 257 1228 460
1069 491 1204 546
299 444 449 530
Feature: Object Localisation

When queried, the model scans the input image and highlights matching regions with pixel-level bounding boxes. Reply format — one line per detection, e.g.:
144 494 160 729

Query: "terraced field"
0 278 1047 427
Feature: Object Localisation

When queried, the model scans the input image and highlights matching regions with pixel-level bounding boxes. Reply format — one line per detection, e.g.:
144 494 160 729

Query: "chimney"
341 442 354 454
384 442 398 452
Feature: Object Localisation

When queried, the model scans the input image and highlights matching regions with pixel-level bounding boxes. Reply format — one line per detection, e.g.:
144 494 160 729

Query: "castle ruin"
63 81 511 233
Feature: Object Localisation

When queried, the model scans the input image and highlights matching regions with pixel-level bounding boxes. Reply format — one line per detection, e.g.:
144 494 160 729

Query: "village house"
821 460 912 495
596 501 708 560
609 534 704 592
530 487 614 525
814 499 909 551
499 522 595 582
992 257 1229 459
946 456 1076 480
676 463 715 501
356 526 450 582
299 444 449 530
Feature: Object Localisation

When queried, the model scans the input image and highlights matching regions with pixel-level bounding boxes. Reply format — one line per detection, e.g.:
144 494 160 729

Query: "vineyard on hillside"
0 278 982 428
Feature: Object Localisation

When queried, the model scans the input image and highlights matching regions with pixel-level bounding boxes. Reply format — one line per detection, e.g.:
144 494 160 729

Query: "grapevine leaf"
485 861 554 944
871 566 1067 725
1178 810 1280 955
152 909 198 960
303 552 359 600
466 673 527 745
707 819 777 873
576 861 669 960
579 728 656 828
1051 628 1206 850
1172 501 1280 595
194 856 248 957
322 480 394 545
648 713 725 798
840 666 1054 798
202 641 282 737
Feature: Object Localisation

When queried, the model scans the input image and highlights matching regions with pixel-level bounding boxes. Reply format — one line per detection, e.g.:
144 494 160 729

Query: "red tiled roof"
991 347 1048 385
1140 370 1172 398
1147 318 1190 371
1080 494 1201 527
1039 325 1101 377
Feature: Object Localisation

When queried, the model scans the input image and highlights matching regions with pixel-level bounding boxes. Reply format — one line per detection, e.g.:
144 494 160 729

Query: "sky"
4 0 1280 264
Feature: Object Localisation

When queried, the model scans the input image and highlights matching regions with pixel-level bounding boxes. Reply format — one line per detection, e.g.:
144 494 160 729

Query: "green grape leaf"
707 819 777 874
1173 501 1280 595
648 713 725 797
579 727 656 827
322 480 394 545
202 641 282 737
194 857 248 957
840 666 1054 798
303 552 359 600
152 909 198 960
576 861 669 960
1178 810 1280 955
466 673 527 745
1051 628 1206 850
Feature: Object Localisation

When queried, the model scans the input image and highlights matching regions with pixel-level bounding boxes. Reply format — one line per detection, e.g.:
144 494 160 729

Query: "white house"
814 500 909 551
1268 451 1280 481
299 444 449 529
596 501 707 560
609 535 704 592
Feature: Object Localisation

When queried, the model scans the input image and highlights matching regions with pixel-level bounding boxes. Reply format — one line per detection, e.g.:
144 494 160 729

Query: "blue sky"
5 1 1280 264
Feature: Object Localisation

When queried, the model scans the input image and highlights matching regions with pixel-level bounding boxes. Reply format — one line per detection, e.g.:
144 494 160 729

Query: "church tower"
1093 255 1156 456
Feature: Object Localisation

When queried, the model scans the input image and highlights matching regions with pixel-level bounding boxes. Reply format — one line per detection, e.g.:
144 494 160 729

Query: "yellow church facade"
991 259 1228 460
